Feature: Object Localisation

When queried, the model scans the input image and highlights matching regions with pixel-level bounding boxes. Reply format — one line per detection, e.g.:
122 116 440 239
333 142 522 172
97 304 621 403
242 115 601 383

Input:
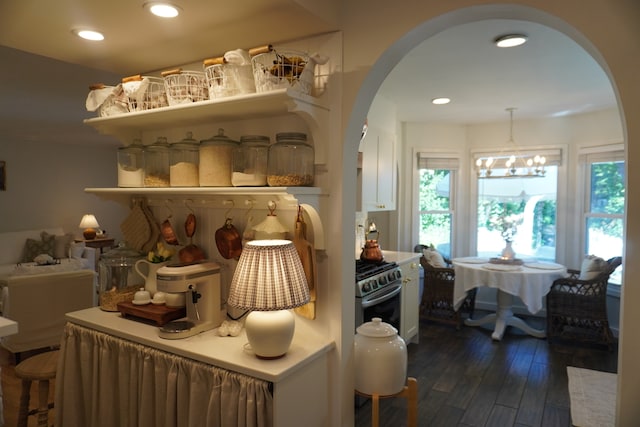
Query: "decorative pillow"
52 233 74 259
579 255 607 280
69 241 86 259
21 231 56 263
422 247 447 268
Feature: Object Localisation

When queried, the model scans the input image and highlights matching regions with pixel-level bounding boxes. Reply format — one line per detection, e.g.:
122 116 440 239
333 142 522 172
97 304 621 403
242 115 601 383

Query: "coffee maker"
156 261 224 339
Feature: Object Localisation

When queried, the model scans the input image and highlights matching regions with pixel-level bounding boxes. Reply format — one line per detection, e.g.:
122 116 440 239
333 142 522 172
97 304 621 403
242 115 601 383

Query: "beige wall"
0 46 129 238
338 1 639 425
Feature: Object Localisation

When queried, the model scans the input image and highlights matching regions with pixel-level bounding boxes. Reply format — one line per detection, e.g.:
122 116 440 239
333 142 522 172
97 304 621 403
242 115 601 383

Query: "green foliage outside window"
418 169 451 255
590 161 625 237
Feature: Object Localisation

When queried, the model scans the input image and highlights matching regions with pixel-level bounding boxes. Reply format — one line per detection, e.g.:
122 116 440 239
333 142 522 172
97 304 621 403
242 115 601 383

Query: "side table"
74 237 115 254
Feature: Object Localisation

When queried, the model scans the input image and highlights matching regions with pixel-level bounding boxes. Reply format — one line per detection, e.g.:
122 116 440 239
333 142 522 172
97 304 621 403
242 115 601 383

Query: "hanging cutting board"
120 200 152 251
140 200 161 253
293 206 317 320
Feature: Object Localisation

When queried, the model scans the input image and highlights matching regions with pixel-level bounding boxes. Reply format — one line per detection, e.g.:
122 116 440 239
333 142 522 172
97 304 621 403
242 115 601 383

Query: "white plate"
454 257 489 264
525 262 565 270
132 299 151 305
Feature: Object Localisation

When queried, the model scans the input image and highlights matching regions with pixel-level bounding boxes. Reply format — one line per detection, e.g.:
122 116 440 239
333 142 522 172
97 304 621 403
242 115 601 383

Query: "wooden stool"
356 377 418 427
15 350 59 427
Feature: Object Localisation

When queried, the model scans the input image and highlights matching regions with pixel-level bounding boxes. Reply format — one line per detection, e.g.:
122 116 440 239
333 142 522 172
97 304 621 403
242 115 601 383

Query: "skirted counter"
56 307 334 427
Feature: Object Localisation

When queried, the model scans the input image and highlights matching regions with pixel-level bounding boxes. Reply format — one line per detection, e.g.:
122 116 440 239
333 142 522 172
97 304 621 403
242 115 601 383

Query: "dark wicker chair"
546 256 622 351
415 244 476 329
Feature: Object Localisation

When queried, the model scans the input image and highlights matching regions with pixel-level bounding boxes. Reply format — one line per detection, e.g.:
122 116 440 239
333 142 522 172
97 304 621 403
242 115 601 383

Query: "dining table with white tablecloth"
452 257 567 340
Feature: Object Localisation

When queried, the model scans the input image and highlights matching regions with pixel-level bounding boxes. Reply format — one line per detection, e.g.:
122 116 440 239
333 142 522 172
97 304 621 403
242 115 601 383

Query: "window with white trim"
417 155 458 258
474 149 562 261
582 149 625 285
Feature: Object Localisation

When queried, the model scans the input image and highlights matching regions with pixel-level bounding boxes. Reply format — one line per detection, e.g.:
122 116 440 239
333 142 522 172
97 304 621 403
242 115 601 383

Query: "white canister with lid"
354 317 407 395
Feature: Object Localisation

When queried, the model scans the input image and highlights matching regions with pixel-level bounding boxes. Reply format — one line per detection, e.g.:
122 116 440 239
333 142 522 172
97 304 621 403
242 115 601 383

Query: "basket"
86 84 129 117
162 68 209 105
251 49 313 95
122 75 168 112
99 86 129 117
203 56 256 99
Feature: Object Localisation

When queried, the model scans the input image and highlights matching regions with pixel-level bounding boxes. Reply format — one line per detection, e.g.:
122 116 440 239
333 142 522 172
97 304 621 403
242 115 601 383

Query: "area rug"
567 366 617 427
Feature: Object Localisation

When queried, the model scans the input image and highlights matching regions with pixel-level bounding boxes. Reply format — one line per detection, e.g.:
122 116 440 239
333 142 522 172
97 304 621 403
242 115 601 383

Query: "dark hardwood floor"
355 312 618 427
0 314 617 427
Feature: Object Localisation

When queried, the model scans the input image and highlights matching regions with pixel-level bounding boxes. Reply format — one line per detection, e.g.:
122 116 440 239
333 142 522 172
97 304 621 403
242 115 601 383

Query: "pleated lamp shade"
229 239 309 310
228 239 310 359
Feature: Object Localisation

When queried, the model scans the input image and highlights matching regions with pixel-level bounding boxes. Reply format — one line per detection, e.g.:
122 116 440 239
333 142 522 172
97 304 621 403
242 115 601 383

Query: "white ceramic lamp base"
245 310 295 359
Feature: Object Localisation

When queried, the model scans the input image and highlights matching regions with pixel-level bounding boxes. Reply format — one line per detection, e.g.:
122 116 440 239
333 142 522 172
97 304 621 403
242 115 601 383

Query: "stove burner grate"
355 259 398 282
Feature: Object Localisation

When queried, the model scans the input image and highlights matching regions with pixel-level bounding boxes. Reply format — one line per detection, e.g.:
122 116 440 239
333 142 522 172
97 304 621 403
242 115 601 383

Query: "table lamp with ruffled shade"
228 239 310 359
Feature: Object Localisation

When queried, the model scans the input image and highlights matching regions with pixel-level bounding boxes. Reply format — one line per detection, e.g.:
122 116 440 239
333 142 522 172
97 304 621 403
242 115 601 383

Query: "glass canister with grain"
143 136 170 187
267 132 314 186
98 243 145 311
199 128 239 186
169 131 200 187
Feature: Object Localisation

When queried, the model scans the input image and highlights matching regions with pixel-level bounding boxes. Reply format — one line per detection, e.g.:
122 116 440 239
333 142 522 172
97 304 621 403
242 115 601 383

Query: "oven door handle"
361 283 402 309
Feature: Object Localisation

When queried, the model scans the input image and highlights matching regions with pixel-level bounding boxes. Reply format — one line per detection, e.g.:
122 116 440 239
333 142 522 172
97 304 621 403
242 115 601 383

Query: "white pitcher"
134 259 168 297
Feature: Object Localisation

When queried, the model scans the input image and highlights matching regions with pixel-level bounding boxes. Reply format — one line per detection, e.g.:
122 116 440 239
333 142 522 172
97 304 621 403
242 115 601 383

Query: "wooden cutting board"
293 206 317 320
117 301 186 326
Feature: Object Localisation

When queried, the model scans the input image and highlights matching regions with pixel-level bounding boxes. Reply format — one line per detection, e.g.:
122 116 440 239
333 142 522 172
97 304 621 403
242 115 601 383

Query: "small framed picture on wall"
0 161 5 191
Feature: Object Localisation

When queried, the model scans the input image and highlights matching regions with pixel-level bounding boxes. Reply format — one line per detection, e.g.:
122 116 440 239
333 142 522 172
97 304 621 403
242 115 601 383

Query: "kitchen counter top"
65 307 334 383
383 250 421 264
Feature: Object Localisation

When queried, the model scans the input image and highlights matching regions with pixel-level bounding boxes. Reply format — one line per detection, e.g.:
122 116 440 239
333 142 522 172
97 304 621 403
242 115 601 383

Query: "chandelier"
475 108 546 179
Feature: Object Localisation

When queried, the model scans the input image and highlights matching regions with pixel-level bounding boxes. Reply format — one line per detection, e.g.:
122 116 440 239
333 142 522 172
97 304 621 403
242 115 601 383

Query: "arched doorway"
344 4 625 425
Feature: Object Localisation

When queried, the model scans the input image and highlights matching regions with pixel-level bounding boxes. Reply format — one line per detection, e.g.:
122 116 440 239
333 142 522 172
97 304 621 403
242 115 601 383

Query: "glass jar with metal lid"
232 135 270 186
143 136 170 187
117 139 144 187
170 131 200 187
98 242 145 311
267 132 314 186
199 128 239 186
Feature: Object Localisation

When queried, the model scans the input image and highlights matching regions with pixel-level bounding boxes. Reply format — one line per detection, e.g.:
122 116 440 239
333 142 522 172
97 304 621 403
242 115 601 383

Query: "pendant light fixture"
475 108 546 179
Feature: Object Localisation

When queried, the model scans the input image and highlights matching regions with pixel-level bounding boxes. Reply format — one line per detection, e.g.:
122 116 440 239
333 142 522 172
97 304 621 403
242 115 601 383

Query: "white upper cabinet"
360 125 397 212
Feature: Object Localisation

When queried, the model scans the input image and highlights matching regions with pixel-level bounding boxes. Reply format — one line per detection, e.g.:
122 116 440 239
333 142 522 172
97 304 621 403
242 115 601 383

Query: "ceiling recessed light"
145 2 181 18
494 34 528 48
432 97 451 105
73 29 104 41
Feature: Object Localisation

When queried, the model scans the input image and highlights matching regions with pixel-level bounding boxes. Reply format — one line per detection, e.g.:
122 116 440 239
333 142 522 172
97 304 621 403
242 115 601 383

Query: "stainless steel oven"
355 260 403 331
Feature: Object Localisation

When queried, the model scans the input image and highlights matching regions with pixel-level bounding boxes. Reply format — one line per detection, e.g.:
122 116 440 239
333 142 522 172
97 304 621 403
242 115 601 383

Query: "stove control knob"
363 282 371 292
378 276 387 286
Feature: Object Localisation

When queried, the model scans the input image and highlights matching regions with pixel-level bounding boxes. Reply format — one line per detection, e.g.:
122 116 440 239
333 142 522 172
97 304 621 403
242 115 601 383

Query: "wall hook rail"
223 199 235 219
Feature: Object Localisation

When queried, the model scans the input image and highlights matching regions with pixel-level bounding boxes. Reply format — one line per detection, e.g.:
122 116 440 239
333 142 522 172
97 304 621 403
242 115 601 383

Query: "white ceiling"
0 2 617 125
378 19 617 124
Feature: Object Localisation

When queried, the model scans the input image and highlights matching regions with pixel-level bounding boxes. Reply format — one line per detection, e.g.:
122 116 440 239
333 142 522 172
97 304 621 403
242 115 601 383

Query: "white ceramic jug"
354 317 407 396
134 259 168 297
